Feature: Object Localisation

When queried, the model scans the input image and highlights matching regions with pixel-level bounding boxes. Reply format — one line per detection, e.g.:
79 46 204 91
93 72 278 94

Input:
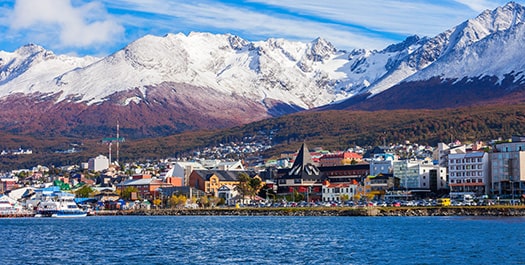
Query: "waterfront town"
1 134 525 217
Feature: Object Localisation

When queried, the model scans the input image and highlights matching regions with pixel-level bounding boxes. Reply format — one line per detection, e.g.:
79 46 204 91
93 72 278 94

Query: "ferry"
35 192 87 218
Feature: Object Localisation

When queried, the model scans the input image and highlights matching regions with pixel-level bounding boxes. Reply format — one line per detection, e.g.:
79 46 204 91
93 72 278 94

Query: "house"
118 175 174 200
322 181 357 202
217 185 239 205
165 161 205 186
0 176 18 193
188 170 261 196
319 152 363 166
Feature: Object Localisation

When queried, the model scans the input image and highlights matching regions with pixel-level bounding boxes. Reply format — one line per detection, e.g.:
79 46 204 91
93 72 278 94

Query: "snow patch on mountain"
1 2 525 110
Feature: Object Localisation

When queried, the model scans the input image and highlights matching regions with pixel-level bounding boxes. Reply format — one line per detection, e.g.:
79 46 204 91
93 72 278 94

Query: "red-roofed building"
322 181 357 202
319 152 363 167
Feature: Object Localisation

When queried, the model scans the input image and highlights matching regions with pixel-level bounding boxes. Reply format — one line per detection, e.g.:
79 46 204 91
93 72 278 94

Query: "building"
393 159 421 189
188 170 261 196
167 161 205 186
491 136 525 198
433 142 467 168
118 175 173 200
322 181 357 202
367 174 398 199
369 155 395 176
0 176 18 193
275 142 323 198
88 155 109 172
448 152 490 198
419 162 448 193
319 152 363 167
217 185 239 205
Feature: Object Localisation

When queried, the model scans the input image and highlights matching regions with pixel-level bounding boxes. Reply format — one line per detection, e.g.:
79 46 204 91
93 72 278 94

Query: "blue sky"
0 0 521 56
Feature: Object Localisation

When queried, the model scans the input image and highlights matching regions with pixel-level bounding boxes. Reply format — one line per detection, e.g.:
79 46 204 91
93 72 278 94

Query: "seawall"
94 206 525 217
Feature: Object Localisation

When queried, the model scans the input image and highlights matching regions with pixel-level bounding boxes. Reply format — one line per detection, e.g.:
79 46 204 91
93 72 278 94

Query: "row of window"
450 164 483 170
450 171 483 177
450 158 483 163
450 178 484 184
322 187 354 193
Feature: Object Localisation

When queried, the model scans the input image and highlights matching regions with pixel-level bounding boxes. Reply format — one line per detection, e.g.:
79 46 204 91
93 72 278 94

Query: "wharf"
0 212 35 218
94 206 525 217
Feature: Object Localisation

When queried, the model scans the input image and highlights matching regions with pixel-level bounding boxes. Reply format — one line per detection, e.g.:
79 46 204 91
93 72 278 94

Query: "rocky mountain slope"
1 2 525 138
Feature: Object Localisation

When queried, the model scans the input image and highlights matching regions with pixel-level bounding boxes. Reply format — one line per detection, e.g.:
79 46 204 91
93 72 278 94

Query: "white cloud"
104 0 512 51
453 0 502 12
9 0 123 48
104 0 394 50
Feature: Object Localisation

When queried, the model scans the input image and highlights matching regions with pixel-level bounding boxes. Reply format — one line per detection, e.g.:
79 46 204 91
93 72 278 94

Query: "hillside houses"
1 136 525 210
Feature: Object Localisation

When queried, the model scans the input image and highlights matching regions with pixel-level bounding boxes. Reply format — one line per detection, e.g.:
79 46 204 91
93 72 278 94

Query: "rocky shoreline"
94 206 525 217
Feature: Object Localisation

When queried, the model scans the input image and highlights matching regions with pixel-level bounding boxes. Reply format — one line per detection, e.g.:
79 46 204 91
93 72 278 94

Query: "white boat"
35 192 87 218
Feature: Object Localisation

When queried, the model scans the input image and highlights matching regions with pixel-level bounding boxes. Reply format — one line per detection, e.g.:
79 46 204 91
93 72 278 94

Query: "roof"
192 170 257 181
465 152 485 158
286 142 321 179
119 178 162 186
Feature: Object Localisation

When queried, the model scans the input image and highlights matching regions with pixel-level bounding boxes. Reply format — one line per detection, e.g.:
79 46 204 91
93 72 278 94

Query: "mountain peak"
384 35 423 53
15 44 49 57
308 37 337 62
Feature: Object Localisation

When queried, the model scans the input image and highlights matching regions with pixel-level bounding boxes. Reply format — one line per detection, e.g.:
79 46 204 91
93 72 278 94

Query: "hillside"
2 103 525 169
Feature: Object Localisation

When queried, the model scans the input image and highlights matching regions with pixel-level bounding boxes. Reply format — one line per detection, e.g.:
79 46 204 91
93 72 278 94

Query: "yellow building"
188 170 263 196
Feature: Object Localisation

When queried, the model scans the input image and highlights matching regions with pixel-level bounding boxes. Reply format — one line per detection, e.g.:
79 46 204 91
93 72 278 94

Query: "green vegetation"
236 172 263 200
75 185 94 198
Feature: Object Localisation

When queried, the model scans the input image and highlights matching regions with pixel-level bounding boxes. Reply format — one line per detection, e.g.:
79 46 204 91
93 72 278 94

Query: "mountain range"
1 2 525 139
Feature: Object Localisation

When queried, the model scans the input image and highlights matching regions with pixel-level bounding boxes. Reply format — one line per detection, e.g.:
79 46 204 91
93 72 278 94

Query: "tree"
198 195 209 208
340 194 350 202
120 186 139 201
236 172 251 201
153 198 162 208
236 172 263 201
248 177 262 199
169 194 187 209
208 196 221 208
75 185 94 198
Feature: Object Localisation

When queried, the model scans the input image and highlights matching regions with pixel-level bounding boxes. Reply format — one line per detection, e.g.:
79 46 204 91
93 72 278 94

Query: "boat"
35 192 87 218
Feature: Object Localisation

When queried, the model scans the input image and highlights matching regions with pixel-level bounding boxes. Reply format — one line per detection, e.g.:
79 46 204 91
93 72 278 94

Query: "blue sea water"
1 216 524 265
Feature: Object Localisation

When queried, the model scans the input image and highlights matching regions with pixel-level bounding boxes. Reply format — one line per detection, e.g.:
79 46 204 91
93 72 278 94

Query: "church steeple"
288 142 320 179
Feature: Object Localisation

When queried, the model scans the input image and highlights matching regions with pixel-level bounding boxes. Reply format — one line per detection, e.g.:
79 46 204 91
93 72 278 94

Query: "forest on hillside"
2 103 525 169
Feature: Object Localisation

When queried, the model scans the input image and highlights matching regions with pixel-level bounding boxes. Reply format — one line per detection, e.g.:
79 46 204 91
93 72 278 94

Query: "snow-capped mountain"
327 1 525 110
1 2 525 137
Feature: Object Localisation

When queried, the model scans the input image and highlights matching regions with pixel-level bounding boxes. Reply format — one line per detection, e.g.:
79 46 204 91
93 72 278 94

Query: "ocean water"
1 216 524 265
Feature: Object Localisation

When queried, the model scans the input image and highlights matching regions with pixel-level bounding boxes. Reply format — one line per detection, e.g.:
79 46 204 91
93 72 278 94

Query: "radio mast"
102 120 125 165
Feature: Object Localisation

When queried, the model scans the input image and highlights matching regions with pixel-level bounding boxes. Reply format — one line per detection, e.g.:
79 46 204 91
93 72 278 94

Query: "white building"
433 142 467 168
393 159 447 193
217 185 239 206
370 154 395 176
322 182 357 202
88 155 109 172
168 162 205 186
419 162 448 192
448 152 490 198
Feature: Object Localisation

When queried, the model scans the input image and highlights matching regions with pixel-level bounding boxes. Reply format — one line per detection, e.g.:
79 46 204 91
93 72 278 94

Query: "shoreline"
93 206 525 217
